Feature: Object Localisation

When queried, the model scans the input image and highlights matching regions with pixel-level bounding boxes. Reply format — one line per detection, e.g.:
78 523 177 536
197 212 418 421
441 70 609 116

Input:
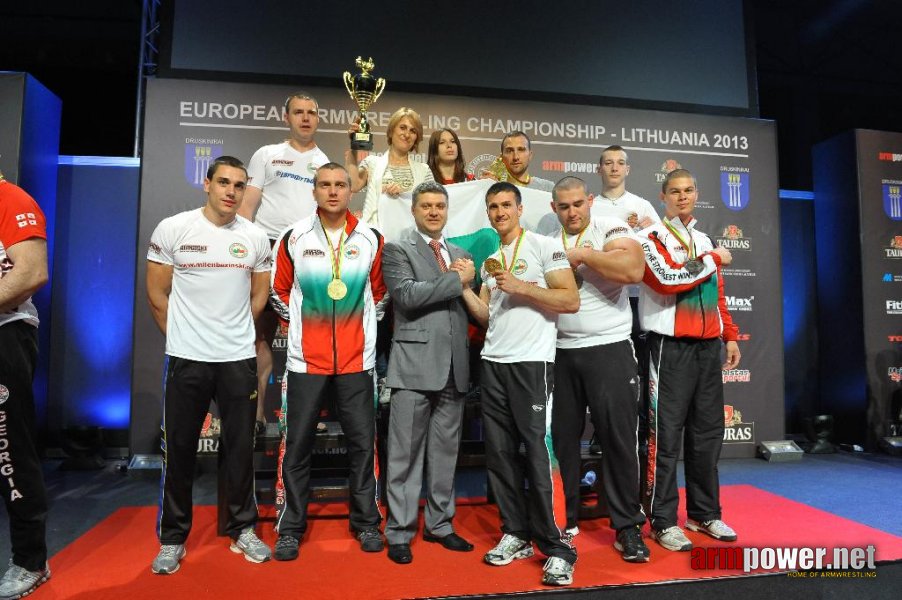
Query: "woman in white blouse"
345 107 434 241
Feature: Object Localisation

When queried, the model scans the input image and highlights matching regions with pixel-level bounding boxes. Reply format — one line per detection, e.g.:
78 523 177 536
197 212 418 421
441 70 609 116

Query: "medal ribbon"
321 221 346 281
499 228 526 273
561 223 589 250
663 218 696 259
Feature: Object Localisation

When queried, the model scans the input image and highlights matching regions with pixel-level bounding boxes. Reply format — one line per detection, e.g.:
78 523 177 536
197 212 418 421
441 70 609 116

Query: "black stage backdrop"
131 78 782 457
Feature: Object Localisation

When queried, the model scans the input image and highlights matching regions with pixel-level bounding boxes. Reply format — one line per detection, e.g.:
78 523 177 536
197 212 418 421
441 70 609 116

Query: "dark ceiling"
1 0 901 189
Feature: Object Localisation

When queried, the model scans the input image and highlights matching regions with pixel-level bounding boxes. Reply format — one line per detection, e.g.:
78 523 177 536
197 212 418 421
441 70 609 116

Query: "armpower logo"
178 244 208 253
552 251 567 261
271 159 294 166
879 152 902 162
302 249 326 258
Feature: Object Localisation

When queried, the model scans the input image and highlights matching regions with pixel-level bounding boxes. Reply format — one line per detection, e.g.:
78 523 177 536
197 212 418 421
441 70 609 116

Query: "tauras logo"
725 295 754 311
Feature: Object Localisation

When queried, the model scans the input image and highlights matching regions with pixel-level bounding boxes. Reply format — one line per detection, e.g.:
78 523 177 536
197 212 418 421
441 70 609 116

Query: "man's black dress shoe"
423 532 474 552
388 543 413 564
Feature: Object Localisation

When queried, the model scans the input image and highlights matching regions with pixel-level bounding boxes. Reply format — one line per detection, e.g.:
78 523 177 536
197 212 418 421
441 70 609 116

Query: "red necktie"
429 239 448 272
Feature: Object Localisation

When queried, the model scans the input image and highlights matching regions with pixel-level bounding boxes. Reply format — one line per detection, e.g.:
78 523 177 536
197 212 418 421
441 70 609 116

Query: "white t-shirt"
246 142 329 239
549 217 636 349
480 230 570 363
147 208 271 362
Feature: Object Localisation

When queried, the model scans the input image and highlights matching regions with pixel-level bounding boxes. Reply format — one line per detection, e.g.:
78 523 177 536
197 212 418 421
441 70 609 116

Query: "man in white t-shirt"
545 176 650 563
146 156 273 574
593 145 661 461
460 181 579 586
239 92 329 432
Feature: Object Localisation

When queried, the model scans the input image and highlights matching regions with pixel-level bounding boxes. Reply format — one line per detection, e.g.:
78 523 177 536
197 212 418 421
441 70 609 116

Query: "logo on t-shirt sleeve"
14 213 38 228
552 251 566 262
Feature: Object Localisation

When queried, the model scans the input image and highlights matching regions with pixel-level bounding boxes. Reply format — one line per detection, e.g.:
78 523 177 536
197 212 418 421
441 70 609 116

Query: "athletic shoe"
653 526 693 552
357 529 384 552
483 534 534 566
0 561 50 597
614 526 651 562
563 526 579 544
230 527 272 563
541 557 574 586
686 519 738 542
151 544 185 574
273 535 300 561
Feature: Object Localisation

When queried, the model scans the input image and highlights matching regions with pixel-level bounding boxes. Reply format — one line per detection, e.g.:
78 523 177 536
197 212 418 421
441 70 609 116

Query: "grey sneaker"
273 535 300 561
653 525 693 552
542 556 574 586
686 519 737 541
151 544 185 574
483 534 534 566
0 561 50 597
357 529 384 552
230 527 272 563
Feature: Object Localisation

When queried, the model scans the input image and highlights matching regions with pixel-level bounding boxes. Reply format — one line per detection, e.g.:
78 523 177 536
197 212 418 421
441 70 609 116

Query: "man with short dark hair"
381 181 476 565
270 162 387 560
460 181 579 586
0 170 51 599
483 131 554 192
593 146 659 229
239 91 329 433
146 156 273 574
638 168 741 552
546 176 651 562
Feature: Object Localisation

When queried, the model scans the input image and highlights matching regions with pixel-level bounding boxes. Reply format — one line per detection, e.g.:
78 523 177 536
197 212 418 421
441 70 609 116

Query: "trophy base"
351 132 373 151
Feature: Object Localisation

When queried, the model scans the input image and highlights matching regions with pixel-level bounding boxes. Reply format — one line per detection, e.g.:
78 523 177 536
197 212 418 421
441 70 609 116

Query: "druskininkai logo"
721 172 750 211
884 184 902 220
184 142 224 189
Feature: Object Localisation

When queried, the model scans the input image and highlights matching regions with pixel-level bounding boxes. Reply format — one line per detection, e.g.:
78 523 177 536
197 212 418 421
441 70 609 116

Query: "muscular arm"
571 237 644 284
344 150 369 193
250 271 270 321
494 267 580 314
0 238 48 312
146 260 174 335
382 243 464 310
461 284 490 328
238 185 263 221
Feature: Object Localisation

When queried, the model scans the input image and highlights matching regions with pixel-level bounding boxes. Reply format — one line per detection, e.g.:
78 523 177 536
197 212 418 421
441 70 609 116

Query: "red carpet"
37 485 902 599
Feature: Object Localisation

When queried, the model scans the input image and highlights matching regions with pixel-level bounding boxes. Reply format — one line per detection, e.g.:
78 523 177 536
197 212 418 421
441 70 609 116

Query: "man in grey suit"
382 181 477 564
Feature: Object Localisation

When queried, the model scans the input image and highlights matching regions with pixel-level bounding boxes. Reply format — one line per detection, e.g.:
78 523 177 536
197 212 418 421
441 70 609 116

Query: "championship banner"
131 78 783 458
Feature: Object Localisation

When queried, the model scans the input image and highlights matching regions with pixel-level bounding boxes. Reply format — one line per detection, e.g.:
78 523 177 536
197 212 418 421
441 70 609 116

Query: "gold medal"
327 278 347 300
573 267 583 289
483 258 503 276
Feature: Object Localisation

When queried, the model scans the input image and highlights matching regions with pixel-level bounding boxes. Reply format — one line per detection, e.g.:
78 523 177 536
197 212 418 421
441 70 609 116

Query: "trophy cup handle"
372 78 387 104
342 72 355 99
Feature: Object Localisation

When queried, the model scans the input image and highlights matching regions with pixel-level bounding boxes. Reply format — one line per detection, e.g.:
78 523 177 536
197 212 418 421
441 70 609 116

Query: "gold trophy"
343 56 387 150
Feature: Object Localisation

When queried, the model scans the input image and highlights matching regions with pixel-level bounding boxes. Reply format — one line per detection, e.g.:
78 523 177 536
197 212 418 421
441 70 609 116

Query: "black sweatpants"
552 340 645 532
481 360 576 565
158 356 258 543
276 370 380 539
645 334 725 531
0 321 48 572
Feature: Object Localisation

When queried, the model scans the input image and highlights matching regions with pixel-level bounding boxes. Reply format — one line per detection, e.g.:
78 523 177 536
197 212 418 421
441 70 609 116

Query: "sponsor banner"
130 78 783 457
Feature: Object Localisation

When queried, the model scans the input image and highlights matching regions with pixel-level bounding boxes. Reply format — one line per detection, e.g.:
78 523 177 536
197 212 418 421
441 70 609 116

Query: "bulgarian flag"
376 179 557 277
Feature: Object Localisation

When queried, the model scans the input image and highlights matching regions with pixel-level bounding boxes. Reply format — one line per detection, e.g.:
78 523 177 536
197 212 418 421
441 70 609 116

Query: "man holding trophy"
482 131 555 193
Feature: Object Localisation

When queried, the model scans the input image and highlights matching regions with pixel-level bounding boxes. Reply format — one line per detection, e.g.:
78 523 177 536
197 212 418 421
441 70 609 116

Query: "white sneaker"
653 525 693 551
151 544 185 574
542 556 574 586
686 519 737 541
0 560 51 597
229 527 272 563
483 534 534 566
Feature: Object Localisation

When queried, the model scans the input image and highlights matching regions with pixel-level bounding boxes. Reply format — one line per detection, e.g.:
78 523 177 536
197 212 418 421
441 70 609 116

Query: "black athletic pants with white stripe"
645 334 724 531
552 340 646 532
481 360 576 565
158 356 258 543
276 371 380 539
0 321 48 572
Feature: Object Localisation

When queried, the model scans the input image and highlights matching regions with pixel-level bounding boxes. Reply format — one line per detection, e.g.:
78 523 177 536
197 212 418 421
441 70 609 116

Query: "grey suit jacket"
383 229 473 393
